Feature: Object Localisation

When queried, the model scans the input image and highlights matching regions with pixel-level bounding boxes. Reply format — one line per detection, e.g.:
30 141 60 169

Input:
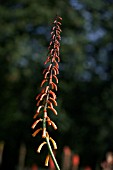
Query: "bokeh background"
0 0 113 170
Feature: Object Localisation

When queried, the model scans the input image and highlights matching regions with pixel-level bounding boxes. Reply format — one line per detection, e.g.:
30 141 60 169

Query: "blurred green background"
0 0 113 169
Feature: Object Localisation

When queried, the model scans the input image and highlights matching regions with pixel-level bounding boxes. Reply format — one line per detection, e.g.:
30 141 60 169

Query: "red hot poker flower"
31 16 62 170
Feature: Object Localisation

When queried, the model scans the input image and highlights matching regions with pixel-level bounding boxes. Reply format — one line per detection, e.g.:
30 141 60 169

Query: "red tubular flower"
32 16 62 168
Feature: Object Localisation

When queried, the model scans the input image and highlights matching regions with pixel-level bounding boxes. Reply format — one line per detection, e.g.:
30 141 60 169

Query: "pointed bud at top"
58 16 62 20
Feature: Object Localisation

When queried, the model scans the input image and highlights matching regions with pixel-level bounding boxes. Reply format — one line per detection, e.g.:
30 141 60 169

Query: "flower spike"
32 16 62 170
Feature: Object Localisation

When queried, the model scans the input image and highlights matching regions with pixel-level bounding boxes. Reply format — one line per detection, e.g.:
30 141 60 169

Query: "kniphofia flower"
31 16 62 170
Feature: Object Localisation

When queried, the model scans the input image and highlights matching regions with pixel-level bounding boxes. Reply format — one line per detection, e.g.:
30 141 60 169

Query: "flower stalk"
32 16 62 170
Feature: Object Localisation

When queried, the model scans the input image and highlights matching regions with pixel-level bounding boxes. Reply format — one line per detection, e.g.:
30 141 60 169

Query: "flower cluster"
32 16 62 167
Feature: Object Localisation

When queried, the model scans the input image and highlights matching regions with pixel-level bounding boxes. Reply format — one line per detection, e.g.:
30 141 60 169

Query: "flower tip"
45 155 50 166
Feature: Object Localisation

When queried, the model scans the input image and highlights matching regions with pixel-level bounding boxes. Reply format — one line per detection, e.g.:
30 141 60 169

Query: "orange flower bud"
33 111 40 119
58 16 62 20
44 71 50 79
36 93 41 100
49 137 57 150
56 30 60 35
53 66 59 74
43 68 47 74
49 97 57 106
54 19 58 23
47 117 51 125
52 67 57 75
50 82 54 90
48 106 57 115
37 105 44 113
37 141 47 153
52 34 55 40
44 56 50 65
51 31 54 35
57 21 61 25
49 90 56 99
31 118 43 129
55 55 60 62
45 154 50 166
50 82 57 91
50 49 54 54
52 26 55 30
50 41 53 46
53 75 58 84
51 120 57 130
36 100 41 106
45 86 49 93
47 100 53 108
40 93 47 101
48 64 52 71
40 79 47 87
32 128 42 137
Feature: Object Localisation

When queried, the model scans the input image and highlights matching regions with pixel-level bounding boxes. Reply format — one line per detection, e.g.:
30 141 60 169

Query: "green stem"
42 63 60 170
46 136 60 170
43 114 60 170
